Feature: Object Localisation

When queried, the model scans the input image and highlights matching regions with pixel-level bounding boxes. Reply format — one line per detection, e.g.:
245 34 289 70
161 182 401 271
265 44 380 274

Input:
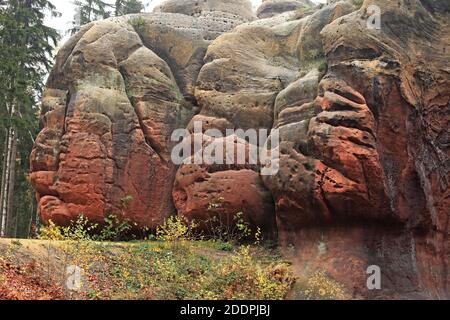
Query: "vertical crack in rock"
117 65 169 166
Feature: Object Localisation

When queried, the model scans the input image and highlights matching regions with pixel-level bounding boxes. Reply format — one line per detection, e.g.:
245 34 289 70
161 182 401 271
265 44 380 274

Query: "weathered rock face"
155 0 256 21
30 1 255 229
173 1 353 239
256 0 315 19
262 0 450 298
194 1 353 132
172 134 277 238
31 0 449 299
326 0 449 298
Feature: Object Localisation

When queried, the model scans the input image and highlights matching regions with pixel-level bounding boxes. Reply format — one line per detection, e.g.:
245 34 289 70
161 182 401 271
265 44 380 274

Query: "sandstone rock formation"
262 0 450 299
172 134 277 238
256 0 315 19
31 0 449 299
30 1 255 229
155 0 255 21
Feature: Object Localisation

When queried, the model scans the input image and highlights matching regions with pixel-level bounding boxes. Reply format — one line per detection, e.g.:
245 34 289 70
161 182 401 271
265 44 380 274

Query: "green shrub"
156 216 198 242
96 215 132 242
352 0 364 9
38 220 69 241
194 246 295 300
204 211 261 245
304 49 322 61
129 16 145 32
38 214 133 242
38 216 94 241
318 59 328 73
35 204 295 300
97 242 295 300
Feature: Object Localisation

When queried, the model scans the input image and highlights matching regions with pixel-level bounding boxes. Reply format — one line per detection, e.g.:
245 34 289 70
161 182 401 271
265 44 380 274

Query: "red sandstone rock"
173 134 277 238
262 0 450 298
30 0 449 299
174 167 276 237
30 3 254 229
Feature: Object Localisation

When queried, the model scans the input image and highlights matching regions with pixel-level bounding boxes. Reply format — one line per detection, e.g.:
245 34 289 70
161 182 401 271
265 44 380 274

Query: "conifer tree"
115 0 144 16
0 0 59 237
71 0 112 34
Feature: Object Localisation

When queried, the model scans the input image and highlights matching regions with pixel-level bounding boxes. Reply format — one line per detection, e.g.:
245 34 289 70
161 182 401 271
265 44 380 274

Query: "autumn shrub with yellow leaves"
302 271 347 300
34 213 295 300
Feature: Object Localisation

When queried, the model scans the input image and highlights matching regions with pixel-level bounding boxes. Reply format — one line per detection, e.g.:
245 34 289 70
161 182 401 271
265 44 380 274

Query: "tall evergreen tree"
71 0 145 34
0 0 59 238
71 0 112 34
115 0 144 16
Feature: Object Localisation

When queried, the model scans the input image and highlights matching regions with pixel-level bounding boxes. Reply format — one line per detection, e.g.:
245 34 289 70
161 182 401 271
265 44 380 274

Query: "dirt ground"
0 239 67 299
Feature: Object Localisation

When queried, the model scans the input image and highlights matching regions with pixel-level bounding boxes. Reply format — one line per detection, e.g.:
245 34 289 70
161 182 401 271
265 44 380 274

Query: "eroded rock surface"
262 0 450 299
173 134 277 238
30 1 255 229
256 0 315 19
31 0 449 299
173 1 353 239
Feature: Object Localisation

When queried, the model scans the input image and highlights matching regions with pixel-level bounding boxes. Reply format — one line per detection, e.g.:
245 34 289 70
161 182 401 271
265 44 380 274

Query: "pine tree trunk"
27 197 36 238
5 128 17 237
0 127 12 237
0 128 9 237
88 0 93 21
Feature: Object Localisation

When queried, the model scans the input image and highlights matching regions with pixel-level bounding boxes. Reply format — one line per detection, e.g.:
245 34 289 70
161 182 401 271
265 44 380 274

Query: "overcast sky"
45 0 326 43
45 0 159 35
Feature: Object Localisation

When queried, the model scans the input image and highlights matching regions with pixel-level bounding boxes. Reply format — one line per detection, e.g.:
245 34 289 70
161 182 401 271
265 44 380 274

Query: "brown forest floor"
0 259 64 300
0 239 66 300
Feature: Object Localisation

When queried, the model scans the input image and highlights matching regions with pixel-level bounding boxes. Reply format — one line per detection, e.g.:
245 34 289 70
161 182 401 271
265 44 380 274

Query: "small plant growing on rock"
129 16 146 32
304 49 324 62
352 0 364 9
318 59 328 73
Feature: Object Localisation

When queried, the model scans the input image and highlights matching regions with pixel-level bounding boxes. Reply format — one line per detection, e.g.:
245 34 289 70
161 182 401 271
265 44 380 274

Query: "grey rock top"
154 0 256 21
257 0 315 19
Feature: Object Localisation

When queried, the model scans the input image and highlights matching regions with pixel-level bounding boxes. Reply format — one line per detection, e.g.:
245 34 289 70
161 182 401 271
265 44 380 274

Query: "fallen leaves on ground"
0 258 64 300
